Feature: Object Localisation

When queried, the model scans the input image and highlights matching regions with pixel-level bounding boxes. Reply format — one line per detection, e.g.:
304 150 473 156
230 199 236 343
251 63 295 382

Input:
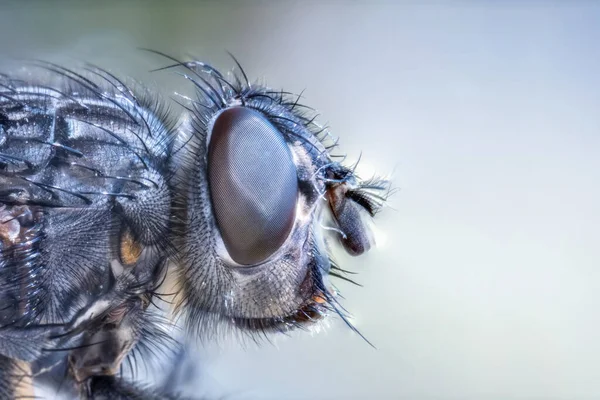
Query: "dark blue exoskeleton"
0 54 389 399
0 63 177 397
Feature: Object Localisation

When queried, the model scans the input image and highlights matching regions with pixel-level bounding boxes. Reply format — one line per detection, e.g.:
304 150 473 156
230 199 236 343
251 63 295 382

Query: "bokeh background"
1 1 599 399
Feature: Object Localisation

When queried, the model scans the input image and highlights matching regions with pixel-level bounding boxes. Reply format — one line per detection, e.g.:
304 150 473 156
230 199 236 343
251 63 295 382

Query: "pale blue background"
1 2 599 399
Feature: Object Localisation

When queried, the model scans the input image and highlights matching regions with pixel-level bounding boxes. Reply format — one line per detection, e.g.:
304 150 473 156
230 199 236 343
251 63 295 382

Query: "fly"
0 51 390 399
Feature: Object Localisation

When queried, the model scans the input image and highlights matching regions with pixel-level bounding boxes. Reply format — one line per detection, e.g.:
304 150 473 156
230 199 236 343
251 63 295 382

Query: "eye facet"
207 107 298 265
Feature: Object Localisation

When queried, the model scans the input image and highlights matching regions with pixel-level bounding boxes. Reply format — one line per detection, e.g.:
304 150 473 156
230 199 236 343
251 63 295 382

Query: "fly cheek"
207 107 298 266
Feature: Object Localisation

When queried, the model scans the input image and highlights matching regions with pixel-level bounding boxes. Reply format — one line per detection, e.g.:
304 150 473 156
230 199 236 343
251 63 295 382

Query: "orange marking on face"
120 228 143 265
312 293 327 304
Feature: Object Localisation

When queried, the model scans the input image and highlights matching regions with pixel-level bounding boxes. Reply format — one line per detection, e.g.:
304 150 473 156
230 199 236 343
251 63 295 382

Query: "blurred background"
1 1 600 399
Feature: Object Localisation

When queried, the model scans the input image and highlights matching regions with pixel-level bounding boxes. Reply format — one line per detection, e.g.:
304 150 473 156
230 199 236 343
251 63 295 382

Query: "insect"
0 50 390 399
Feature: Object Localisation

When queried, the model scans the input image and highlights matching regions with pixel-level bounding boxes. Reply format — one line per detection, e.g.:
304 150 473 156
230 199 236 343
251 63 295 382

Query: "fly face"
167 55 389 335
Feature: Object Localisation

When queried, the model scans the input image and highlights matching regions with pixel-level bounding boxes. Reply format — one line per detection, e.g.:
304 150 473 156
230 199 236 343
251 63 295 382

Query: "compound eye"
207 107 298 265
